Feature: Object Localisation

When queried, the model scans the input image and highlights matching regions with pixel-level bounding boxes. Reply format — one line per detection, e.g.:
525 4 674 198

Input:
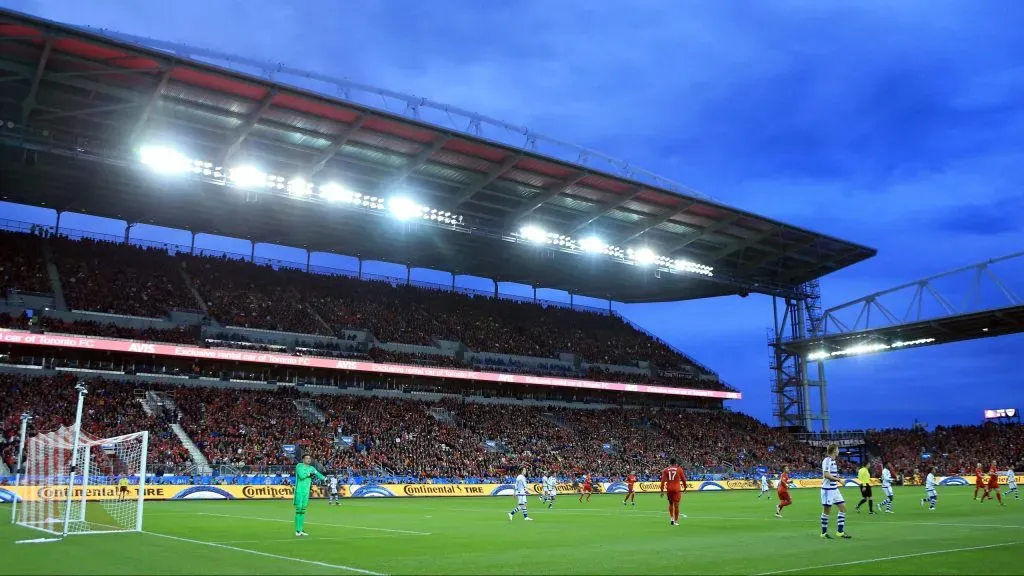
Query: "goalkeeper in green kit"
294 453 326 537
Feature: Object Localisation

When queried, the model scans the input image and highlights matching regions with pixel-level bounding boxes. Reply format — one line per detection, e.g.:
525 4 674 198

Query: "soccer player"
624 471 637 507
508 467 533 521
327 474 340 506
877 461 895 513
820 444 851 539
775 465 792 518
920 467 938 510
855 463 875 514
118 474 130 502
758 472 771 499
974 462 985 500
579 475 593 503
1004 468 1018 500
540 473 549 505
980 461 1005 506
544 473 557 508
294 454 326 536
660 458 687 526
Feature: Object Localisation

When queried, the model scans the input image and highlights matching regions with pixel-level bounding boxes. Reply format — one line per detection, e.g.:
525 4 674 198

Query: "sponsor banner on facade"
0 328 740 400
2 484 301 502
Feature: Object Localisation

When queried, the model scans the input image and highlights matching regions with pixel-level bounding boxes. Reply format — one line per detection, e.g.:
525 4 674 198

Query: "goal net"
15 426 148 537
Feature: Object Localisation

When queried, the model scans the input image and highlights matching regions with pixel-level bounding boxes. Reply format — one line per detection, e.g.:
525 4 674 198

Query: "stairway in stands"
143 390 213 474
294 398 326 424
41 238 67 310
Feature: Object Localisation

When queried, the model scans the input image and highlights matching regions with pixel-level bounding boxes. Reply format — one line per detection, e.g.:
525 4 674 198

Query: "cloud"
7 0 1024 428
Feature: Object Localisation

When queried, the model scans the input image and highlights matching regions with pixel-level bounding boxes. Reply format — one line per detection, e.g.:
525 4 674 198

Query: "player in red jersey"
980 461 1005 505
579 475 593 503
623 472 638 507
775 465 792 518
974 463 986 500
660 458 688 526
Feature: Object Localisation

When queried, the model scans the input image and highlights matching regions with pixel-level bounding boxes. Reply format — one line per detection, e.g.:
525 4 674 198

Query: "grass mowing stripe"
755 541 1024 575
197 512 433 536
143 530 385 575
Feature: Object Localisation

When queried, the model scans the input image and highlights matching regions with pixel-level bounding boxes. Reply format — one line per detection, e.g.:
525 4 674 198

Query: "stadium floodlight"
806 337 936 361
519 225 547 243
388 196 422 221
287 178 312 197
229 165 267 189
138 145 191 174
320 182 353 203
673 258 715 277
633 248 657 265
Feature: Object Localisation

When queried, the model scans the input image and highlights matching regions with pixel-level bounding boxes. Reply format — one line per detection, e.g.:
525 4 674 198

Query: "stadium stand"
52 236 197 317
0 230 49 296
0 374 190 475
0 229 729 392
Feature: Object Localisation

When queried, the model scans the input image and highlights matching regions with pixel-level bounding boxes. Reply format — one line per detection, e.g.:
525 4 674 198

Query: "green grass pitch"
2 487 1022 574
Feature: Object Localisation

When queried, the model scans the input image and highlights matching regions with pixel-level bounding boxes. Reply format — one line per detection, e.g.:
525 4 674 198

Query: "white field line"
143 531 385 575
197 511 432 536
755 541 1024 575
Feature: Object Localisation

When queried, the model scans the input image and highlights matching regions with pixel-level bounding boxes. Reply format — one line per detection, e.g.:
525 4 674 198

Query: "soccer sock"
868 499 874 511
510 506 520 515
295 510 300 532
296 509 305 532
856 498 866 509
820 513 829 535
521 505 529 518
837 512 846 534
996 492 1003 503
929 495 937 507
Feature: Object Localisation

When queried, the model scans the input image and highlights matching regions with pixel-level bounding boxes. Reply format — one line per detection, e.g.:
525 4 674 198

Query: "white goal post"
11 383 149 542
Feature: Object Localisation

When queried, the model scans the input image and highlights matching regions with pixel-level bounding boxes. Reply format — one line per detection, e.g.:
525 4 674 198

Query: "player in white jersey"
539 475 549 504
1003 468 1018 500
820 444 851 539
920 468 938 510
758 473 771 499
508 467 533 521
327 475 340 505
877 462 895 513
544 473 557 508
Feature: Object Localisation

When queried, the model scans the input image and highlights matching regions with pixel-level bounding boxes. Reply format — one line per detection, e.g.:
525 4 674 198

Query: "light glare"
388 196 421 221
229 166 267 188
520 225 547 243
139 146 191 174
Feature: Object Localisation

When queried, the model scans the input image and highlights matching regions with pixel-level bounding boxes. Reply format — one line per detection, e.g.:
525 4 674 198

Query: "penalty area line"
755 541 1024 575
143 531 385 575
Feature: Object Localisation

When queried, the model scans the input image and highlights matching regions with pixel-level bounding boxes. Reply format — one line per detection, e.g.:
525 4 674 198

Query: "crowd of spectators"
0 231 49 296
52 237 196 318
182 256 330 336
39 318 200 345
0 374 191 475
368 348 463 368
867 425 1024 476
1 232 720 387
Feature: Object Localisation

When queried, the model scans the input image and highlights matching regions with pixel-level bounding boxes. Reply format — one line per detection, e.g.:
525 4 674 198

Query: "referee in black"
855 462 875 514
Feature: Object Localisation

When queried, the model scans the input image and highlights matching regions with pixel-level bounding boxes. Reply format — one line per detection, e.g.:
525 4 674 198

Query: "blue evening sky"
1 0 1022 430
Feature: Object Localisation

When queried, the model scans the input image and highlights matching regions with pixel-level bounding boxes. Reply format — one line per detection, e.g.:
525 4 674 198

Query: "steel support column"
769 280 828 431
21 39 52 125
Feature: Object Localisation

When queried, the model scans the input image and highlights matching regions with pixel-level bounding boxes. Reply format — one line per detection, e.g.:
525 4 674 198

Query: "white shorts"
517 495 528 506
820 487 845 506
544 489 555 497
926 488 937 498
882 486 894 498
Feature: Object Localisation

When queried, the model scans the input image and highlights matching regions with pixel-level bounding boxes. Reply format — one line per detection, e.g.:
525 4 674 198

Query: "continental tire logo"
242 486 294 498
726 480 758 490
402 485 487 496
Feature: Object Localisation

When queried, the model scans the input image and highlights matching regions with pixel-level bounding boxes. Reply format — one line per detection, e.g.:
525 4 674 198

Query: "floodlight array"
514 227 713 278
135 146 465 227
136 145 708 276
807 337 936 361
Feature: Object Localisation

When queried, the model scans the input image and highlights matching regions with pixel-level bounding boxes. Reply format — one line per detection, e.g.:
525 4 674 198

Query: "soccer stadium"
1 6 1023 575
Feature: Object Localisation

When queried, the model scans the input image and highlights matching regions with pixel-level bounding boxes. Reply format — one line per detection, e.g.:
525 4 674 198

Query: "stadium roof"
0 8 876 303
